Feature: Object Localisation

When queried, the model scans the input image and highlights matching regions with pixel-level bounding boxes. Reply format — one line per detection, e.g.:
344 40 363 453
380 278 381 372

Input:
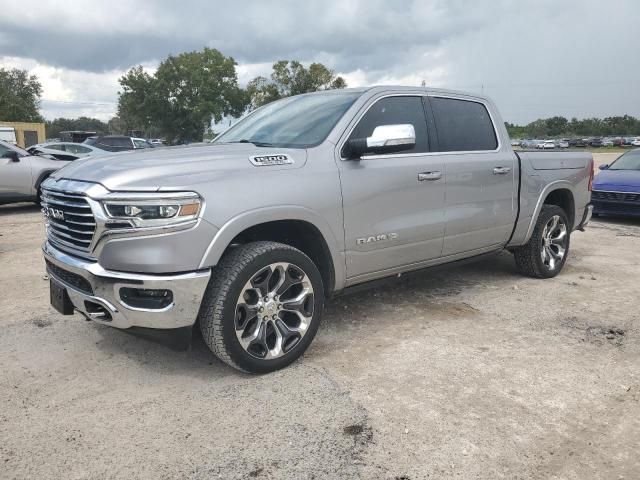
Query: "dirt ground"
1 153 639 479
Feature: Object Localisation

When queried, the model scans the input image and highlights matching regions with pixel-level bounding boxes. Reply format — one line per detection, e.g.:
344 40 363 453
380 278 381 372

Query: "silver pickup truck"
41 86 593 373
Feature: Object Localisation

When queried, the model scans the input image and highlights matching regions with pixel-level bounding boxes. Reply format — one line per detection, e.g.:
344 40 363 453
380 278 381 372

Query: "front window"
215 91 362 148
609 150 640 170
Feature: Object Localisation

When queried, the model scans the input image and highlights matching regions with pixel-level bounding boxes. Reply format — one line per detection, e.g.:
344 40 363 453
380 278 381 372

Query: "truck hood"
50 143 307 191
593 169 640 192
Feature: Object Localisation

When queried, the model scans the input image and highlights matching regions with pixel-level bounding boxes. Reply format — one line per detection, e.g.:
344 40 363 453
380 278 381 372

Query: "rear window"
430 97 498 152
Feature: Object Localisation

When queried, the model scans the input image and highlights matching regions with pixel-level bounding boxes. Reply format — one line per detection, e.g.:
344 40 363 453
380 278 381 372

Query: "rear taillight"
588 158 594 191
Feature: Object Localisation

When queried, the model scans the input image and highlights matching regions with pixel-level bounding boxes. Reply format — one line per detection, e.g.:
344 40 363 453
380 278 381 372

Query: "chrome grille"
41 188 96 255
592 190 640 203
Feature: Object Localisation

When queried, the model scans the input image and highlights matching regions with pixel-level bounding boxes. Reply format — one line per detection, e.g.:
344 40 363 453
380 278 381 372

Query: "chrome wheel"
234 262 315 359
541 215 567 270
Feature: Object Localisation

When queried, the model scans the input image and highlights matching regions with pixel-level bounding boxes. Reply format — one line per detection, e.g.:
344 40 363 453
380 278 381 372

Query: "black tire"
513 205 570 279
198 241 324 373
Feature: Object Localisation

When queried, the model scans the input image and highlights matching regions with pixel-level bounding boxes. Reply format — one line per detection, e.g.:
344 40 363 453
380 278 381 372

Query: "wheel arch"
523 181 576 244
199 207 345 295
34 169 56 197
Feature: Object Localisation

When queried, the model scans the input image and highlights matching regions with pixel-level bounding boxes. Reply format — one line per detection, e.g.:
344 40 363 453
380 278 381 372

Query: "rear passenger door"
428 96 516 256
338 95 445 281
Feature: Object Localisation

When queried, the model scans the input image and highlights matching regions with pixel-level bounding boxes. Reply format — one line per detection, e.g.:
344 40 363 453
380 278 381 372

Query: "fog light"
120 288 174 310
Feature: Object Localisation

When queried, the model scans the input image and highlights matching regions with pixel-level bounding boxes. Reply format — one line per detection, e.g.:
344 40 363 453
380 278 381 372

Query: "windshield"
215 91 362 148
609 149 640 170
0 140 30 156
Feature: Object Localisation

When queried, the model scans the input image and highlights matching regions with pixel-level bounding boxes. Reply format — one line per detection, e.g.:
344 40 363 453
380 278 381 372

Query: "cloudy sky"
1 0 638 124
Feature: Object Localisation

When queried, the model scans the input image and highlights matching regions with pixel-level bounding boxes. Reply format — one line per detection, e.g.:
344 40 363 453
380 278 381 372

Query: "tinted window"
348 96 429 154
0 144 10 156
430 97 498 151
66 144 91 154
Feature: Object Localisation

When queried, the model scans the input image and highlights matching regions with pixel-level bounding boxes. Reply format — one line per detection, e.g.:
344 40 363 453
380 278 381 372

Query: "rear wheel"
198 241 324 373
514 205 570 278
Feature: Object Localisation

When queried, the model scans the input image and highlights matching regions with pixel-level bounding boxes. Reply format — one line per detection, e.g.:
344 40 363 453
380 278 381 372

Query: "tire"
198 241 324 373
513 205 570 279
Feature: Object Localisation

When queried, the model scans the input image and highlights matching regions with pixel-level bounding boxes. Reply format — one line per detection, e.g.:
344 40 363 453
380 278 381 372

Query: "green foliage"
118 48 245 143
506 115 640 138
45 117 109 139
246 60 347 109
0 68 43 122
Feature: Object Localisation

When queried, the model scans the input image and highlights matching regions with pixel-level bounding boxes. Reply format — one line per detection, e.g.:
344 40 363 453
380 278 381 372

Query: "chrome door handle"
493 167 512 175
418 171 442 181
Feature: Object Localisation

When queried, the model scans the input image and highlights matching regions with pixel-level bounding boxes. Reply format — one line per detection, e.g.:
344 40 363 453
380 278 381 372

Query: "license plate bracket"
50 278 74 315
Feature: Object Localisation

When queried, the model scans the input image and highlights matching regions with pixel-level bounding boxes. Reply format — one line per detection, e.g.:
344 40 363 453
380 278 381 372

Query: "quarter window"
430 97 498 152
348 96 429 155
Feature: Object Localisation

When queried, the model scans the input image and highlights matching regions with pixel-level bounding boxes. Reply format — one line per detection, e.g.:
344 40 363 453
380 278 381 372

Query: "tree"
45 117 109 139
117 66 156 135
0 68 43 122
118 48 246 143
247 60 347 109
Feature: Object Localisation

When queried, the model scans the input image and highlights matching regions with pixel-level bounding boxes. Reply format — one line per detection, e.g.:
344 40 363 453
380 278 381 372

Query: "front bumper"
43 241 211 330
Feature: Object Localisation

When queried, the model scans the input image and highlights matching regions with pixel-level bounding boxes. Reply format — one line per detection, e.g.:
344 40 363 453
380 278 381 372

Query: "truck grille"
41 188 96 255
591 190 640 203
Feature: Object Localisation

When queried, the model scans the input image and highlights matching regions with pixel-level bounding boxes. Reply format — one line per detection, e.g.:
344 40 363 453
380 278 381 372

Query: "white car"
631 138 640 147
27 142 107 161
542 141 556 149
558 140 569 149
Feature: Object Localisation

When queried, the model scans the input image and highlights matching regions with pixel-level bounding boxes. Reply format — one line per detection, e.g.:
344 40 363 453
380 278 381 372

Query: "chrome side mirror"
344 124 416 158
367 124 416 149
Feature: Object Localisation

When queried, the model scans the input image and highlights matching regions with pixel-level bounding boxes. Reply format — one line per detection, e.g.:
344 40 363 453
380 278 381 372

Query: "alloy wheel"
540 215 567 270
234 262 315 359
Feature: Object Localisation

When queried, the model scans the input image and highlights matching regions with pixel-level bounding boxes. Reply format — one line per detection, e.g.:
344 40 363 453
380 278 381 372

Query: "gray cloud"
1 0 638 123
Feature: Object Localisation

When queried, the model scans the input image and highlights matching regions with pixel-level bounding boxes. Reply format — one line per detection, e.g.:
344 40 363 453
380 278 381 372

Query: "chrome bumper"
43 241 211 329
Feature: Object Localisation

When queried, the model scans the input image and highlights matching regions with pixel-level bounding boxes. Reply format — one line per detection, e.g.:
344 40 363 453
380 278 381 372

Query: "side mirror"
344 124 416 159
2 151 20 162
599 164 609 170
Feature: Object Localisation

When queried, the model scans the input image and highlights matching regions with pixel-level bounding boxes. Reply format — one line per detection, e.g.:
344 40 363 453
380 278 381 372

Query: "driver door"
0 144 33 201
337 95 446 282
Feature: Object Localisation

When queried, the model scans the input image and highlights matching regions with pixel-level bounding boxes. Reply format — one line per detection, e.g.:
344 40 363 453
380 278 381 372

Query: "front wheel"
198 241 324 373
513 205 570 278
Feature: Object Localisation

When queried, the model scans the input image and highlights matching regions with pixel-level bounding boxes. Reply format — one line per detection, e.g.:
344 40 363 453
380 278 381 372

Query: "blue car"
592 149 640 217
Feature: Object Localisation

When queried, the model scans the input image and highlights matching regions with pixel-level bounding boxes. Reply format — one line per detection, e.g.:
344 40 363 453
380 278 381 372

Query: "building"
0 121 46 148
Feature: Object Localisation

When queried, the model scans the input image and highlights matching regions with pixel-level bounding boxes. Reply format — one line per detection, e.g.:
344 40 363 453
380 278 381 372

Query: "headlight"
101 192 202 228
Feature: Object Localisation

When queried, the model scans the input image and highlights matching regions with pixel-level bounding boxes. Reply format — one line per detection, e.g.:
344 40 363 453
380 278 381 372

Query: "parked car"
149 138 165 146
84 135 151 152
535 140 546 149
510 139 521 147
601 138 614 147
569 138 587 148
589 138 603 147
558 140 569 149
542 140 556 149
0 139 71 204
592 149 640 217
632 138 640 147
41 86 593 373
27 142 107 161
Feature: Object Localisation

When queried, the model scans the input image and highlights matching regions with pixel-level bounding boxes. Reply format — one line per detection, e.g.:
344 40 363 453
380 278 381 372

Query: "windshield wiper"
229 139 274 147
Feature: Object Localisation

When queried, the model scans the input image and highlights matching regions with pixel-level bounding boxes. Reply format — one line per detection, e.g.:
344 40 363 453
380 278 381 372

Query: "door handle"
493 167 512 175
418 171 442 181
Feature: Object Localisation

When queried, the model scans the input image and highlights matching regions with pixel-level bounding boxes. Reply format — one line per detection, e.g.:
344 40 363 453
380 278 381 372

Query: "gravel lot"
1 153 639 479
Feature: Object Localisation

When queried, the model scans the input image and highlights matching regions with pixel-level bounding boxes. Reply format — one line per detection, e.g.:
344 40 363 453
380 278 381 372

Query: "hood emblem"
249 154 294 167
